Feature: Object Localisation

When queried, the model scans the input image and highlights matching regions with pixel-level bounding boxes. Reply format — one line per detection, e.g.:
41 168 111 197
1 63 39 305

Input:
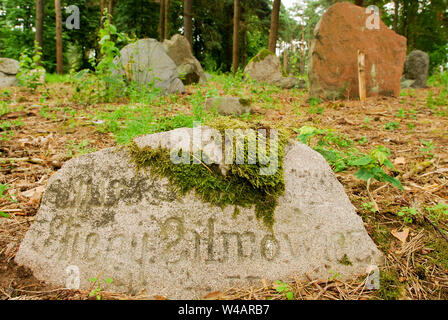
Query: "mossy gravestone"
15 126 383 299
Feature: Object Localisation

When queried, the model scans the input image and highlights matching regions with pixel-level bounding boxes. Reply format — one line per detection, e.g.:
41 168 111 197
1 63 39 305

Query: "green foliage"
72 16 130 103
273 280 294 300
384 121 400 131
0 183 9 199
296 126 402 190
17 42 45 92
397 206 419 224
89 276 113 300
66 140 96 158
361 202 376 214
420 140 435 159
425 203 448 222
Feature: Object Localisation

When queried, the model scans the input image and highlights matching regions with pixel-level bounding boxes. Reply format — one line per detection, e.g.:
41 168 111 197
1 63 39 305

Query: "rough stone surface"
163 34 207 85
205 96 252 116
114 38 185 94
0 58 19 75
0 72 18 87
15 127 383 299
308 2 407 99
0 58 19 87
403 50 430 88
244 52 297 89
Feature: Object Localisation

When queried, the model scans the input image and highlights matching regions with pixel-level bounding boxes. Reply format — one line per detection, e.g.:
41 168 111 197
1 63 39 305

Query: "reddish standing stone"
308 2 407 100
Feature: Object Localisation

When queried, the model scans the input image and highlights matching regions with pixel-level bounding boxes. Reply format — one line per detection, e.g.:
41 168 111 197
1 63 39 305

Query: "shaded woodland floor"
0 74 447 300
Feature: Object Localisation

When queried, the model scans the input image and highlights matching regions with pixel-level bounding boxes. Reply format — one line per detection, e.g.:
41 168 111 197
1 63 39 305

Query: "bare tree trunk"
268 0 281 53
107 0 118 20
164 0 170 39
55 0 63 74
35 0 44 52
283 47 287 71
241 22 247 67
183 0 193 49
393 0 399 31
232 0 240 74
159 0 165 41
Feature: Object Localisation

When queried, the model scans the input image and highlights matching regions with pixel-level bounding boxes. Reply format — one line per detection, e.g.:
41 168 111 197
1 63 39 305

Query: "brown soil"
0 82 447 300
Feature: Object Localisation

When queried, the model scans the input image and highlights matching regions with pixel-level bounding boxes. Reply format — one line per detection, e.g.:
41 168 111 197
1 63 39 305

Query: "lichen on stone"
128 118 289 228
248 49 275 64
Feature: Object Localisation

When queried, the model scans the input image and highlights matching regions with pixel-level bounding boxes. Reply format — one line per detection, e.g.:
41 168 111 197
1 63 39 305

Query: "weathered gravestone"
308 2 407 99
114 38 185 95
163 34 207 85
15 126 383 299
244 49 297 89
0 58 19 87
403 50 430 89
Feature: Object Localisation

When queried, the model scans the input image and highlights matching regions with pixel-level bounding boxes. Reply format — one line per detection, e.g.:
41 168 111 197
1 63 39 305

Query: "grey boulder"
15 127 383 299
114 38 185 94
244 50 297 89
163 34 207 85
0 58 19 87
403 50 430 88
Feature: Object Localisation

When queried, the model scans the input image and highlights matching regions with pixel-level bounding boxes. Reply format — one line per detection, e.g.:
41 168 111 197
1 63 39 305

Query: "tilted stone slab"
15 127 383 299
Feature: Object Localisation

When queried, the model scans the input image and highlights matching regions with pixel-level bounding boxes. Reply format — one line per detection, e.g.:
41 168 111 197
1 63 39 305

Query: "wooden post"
55 0 63 75
358 50 366 101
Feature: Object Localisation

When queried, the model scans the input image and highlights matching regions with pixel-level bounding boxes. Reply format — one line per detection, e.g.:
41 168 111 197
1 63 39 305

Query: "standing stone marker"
0 58 19 87
308 2 407 99
163 34 207 85
114 38 185 95
403 50 430 89
244 50 297 89
15 127 383 299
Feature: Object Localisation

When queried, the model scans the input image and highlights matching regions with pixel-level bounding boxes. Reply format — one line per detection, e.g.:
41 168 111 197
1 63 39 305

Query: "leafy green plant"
420 140 435 159
398 207 419 224
17 42 45 92
66 140 96 158
352 146 403 190
361 202 376 214
329 270 342 281
0 212 10 218
296 126 402 190
384 121 400 131
72 14 130 103
89 276 113 300
273 280 294 300
0 183 9 199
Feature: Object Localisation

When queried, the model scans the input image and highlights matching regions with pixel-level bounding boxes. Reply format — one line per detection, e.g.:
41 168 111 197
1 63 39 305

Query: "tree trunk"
55 0 63 74
393 0 399 31
35 0 44 52
268 0 281 53
164 0 170 39
354 0 364 6
283 47 287 72
232 0 240 74
241 23 247 68
183 0 193 49
159 0 165 41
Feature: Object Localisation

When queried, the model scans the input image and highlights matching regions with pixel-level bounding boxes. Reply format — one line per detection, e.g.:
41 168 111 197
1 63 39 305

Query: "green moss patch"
128 118 289 228
249 49 275 64
378 270 403 300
